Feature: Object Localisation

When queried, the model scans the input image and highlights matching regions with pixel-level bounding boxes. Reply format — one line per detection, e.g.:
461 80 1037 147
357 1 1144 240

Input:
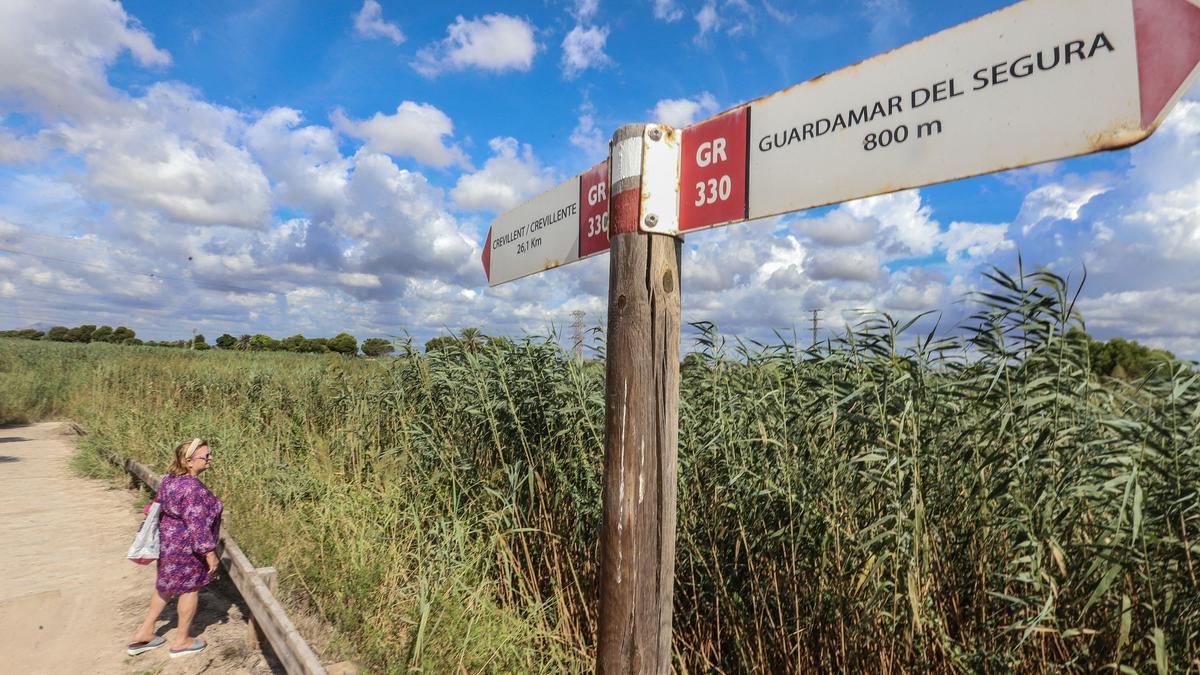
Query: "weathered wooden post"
596 124 681 674
247 566 278 649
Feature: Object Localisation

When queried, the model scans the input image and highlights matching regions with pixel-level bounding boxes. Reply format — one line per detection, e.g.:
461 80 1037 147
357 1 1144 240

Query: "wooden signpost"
479 0 1200 670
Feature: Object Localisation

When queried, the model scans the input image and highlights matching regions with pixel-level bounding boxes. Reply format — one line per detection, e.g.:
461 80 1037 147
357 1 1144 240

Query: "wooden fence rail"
110 452 328 675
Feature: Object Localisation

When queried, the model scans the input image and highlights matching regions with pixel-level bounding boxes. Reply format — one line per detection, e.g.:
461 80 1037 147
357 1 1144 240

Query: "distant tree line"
217 332 393 357
0 324 398 357
2 324 1184 374
1 324 138 344
423 327 514 354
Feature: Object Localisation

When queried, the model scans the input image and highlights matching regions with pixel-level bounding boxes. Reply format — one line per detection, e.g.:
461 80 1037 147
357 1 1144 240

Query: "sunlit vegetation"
1 267 1196 673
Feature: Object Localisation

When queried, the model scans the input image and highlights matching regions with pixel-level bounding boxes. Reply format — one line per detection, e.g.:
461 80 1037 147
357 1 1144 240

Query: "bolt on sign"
481 0 1200 279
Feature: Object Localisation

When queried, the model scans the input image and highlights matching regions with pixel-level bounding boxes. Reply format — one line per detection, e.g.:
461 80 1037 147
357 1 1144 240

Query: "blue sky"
0 0 1197 357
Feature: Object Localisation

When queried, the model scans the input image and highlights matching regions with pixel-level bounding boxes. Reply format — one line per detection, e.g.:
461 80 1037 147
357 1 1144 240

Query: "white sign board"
482 0 1200 281
746 0 1198 221
481 162 609 286
677 0 1200 232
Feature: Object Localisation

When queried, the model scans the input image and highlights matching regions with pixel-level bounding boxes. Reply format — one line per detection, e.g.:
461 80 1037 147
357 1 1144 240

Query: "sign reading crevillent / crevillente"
481 161 609 287
481 0 1200 284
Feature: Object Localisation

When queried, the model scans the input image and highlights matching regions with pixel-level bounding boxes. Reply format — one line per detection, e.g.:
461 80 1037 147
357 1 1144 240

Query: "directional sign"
675 0 1200 233
482 0 1200 283
752 0 1199 221
481 161 609 286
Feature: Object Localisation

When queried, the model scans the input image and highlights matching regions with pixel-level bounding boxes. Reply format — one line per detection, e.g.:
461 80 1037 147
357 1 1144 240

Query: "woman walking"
126 438 223 658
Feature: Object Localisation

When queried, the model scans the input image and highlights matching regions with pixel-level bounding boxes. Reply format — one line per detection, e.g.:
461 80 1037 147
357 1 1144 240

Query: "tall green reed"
0 265 1195 673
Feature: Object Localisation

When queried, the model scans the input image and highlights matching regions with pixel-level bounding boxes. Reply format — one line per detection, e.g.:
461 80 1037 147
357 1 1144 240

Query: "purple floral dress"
156 474 223 596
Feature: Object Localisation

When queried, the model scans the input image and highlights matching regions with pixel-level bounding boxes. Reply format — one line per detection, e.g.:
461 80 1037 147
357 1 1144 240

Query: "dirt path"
0 422 280 674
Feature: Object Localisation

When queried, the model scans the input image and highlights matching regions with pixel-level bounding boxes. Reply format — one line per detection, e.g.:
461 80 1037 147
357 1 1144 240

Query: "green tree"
681 352 709 378
215 333 236 349
327 333 358 355
112 326 136 343
300 338 327 353
425 335 459 353
46 326 70 341
250 334 280 351
0 329 44 340
192 333 208 350
486 336 514 351
1089 337 1174 379
459 327 485 353
360 338 394 357
92 325 114 343
66 324 97 343
281 334 307 352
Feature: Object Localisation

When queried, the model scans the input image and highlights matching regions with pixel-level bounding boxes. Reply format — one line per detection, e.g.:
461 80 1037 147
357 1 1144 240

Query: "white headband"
184 438 203 459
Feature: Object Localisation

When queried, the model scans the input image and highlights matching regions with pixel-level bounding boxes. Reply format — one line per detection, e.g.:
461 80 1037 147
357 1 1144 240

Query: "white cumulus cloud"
353 0 405 44
561 25 611 79
246 107 350 218
653 0 684 22
57 83 272 229
572 0 601 22
332 102 468 169
1016 179 1110 235
414 14 538 77
570 103 607 159
843 191 940 258
0 0 170 119
0 125 46 164
451 137 556 213
795 209 877 246
941 222 1013 263
651 92 719 127
806 249 884 281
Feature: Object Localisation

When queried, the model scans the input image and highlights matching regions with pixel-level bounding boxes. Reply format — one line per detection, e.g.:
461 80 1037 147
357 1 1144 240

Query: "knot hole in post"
662 271 674 294
616 294 627 310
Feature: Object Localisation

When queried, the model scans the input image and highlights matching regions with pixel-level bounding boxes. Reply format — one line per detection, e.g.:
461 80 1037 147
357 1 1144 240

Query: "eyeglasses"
194 455 213 463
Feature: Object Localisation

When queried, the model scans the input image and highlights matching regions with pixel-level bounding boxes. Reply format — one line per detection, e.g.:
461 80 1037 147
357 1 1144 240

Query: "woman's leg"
172 590 199 649
130 588 169 643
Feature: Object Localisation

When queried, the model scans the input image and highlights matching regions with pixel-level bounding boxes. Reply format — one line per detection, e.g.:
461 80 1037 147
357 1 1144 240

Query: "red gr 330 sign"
679 107 749 232
579 160 611 257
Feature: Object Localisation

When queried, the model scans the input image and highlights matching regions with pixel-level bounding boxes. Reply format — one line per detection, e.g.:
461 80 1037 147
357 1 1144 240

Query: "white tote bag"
127 501 161 565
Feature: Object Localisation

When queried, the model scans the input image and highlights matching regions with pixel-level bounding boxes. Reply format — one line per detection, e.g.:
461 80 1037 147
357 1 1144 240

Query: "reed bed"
1 267 1196 673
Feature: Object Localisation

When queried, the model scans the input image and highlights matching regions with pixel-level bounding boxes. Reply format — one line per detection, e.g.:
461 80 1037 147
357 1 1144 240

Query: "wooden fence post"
247 567 278 649
597 123 682 674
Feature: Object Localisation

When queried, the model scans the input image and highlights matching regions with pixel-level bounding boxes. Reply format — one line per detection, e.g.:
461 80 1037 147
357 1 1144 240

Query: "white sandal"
168 638 206 658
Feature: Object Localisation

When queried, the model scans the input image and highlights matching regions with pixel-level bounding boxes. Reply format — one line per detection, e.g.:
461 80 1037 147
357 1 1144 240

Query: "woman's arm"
181 481 221 555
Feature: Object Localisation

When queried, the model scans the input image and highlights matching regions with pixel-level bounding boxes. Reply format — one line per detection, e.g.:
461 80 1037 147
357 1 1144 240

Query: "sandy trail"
0 422 280 674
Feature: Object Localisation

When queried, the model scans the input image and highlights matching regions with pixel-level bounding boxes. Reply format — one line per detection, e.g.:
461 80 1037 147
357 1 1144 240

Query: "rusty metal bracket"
638 123 681 236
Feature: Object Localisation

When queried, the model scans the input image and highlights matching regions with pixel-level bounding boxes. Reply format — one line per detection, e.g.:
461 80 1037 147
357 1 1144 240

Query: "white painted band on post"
610 136 644 193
